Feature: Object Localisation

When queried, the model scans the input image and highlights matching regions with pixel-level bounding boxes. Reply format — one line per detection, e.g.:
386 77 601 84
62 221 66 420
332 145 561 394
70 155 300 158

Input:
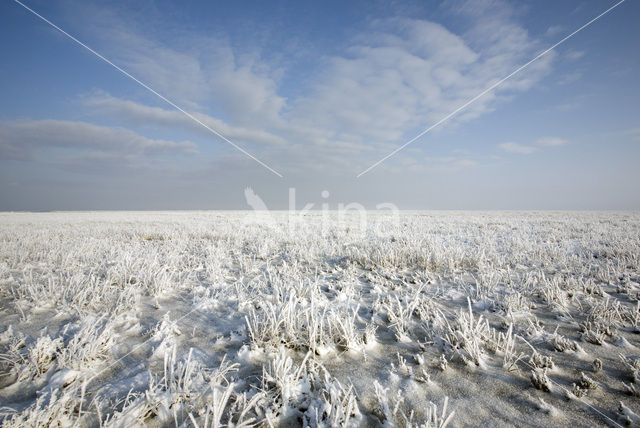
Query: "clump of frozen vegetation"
1 211 639 426
530 368 552 392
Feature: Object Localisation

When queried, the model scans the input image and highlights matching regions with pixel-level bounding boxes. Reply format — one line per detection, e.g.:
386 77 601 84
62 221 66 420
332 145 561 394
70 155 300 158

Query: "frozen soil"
0 211 639 427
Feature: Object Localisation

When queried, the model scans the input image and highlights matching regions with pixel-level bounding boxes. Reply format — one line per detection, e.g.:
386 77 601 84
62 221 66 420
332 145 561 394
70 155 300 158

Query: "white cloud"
498 142 537 154
545 25 564 37
536 137 568 147
0 119 197 164
557 72 582 85
290 11 554 155
565 50 585 61
103 28 286 129
29 0 558 176
84 93 288 148
498 137 568 156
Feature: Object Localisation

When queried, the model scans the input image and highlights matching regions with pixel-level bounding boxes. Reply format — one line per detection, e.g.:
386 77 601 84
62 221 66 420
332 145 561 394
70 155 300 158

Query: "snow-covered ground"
1 211 639 427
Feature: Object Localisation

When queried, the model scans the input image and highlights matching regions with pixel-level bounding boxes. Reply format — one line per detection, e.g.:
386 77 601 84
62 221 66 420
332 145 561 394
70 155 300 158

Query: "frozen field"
1 211 639 427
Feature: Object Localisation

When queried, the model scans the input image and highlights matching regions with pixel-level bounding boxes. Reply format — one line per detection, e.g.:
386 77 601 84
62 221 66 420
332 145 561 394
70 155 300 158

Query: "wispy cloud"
498 136 568 155
291 13 554 153
6 0 559 179
565 50 585 61
557 71 582 85
0 119 197 164
68 0 555 173
546 25 564 37
536 136 568 146
84 93 288 148
98 24 287 129
498 142 537 154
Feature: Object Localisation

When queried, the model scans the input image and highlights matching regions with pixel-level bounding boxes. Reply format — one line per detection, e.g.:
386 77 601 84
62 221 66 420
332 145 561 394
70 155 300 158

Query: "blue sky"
0 0 638 210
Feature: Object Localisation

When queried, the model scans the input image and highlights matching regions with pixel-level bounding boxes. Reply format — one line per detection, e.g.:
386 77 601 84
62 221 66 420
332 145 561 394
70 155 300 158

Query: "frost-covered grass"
0 211 639 427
